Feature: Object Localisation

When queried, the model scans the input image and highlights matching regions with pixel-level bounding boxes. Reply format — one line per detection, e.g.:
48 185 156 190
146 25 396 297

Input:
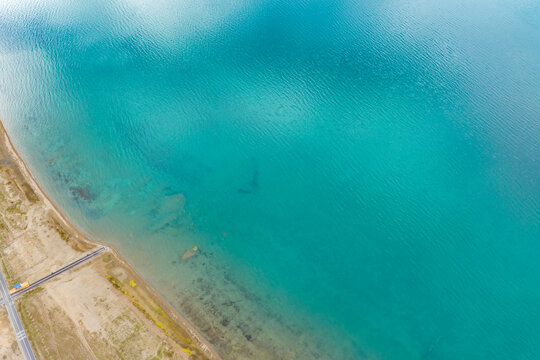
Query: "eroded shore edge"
0 120 222 360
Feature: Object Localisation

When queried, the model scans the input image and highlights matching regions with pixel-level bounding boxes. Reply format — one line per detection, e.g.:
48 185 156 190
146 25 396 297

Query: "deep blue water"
1 0 539 359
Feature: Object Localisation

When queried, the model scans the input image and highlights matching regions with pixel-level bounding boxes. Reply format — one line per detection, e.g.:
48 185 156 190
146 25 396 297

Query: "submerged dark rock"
238 159 259 194
69 185 97 202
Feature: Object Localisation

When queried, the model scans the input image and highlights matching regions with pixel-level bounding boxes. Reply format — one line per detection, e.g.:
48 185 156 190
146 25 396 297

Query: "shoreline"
0 120 221 360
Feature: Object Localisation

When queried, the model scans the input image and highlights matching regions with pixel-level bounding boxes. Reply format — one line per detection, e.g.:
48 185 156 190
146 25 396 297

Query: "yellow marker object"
182 246 199 260
181 348 193 355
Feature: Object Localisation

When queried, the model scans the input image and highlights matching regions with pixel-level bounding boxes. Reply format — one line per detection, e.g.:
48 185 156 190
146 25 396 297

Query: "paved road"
0 262 36 360
0 246 106 359
13 246 106 299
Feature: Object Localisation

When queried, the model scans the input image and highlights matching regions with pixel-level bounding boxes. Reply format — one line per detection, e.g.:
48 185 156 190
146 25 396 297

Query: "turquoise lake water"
1 0 539 358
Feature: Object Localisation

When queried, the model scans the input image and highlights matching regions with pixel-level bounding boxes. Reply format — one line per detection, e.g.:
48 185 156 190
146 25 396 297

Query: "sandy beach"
0 121 221 360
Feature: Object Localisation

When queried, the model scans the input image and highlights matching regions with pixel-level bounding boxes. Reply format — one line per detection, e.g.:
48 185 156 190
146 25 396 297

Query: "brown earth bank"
0 122 221 360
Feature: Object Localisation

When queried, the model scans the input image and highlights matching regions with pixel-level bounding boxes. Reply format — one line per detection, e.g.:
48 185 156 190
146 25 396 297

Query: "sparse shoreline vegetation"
0 122 218 359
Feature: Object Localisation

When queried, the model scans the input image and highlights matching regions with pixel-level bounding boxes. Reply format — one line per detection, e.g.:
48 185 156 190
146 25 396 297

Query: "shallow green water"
1 0 539 359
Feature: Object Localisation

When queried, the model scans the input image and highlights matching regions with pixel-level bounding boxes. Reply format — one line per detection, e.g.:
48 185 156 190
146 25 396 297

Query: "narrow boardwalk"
13 246 106 298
